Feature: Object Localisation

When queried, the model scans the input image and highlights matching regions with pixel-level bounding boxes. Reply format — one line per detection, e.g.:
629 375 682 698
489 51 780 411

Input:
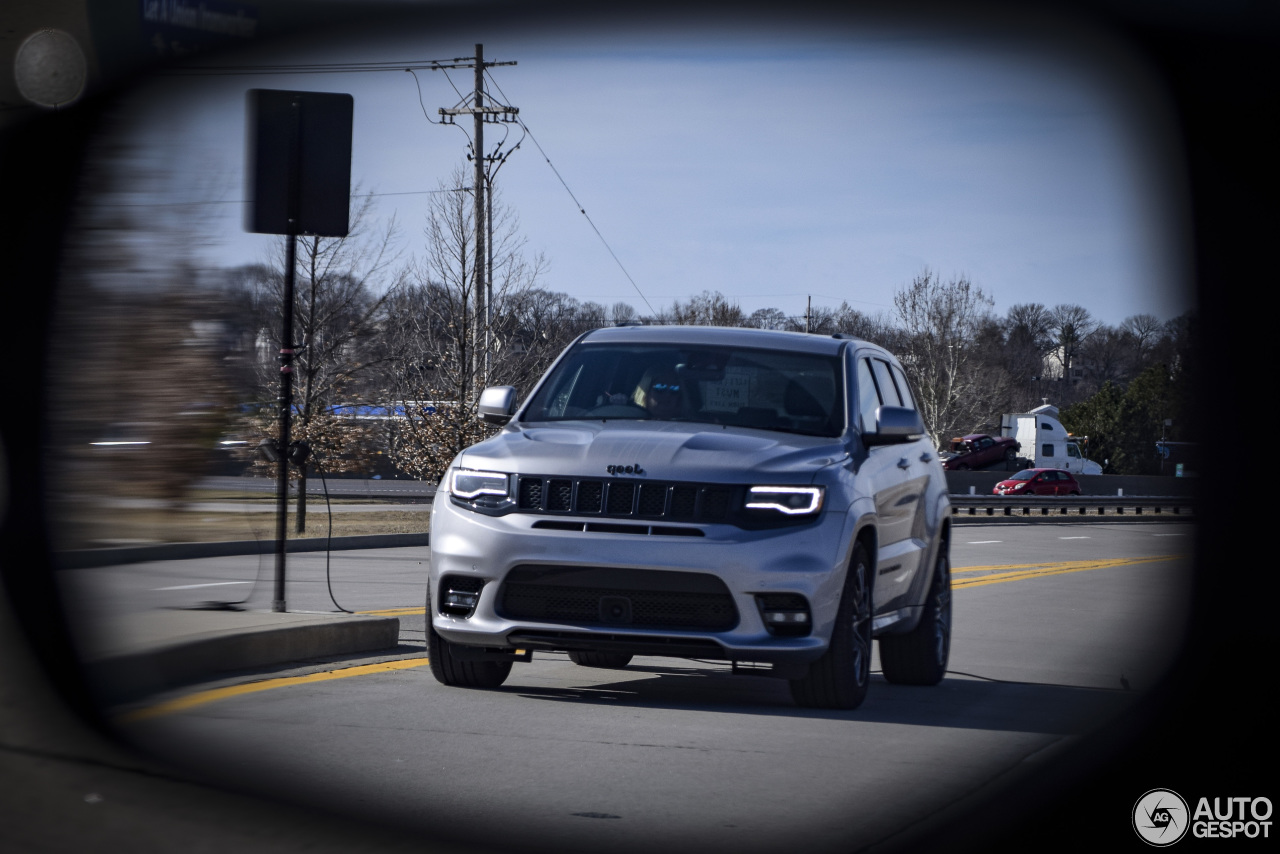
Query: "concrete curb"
83 612 403 706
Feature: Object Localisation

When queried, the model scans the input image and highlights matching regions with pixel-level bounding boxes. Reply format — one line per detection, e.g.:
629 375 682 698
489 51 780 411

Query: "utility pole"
473 45 485 390
437 44 520 395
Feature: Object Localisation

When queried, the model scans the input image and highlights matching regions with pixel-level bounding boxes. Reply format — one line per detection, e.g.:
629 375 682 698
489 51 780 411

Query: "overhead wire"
162 58 479 76
151 53 659 316
93 187 469 208
406 68 446 125
485 69 657 317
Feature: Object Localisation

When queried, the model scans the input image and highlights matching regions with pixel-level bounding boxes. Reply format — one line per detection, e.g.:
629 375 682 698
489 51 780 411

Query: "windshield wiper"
767 425 836 437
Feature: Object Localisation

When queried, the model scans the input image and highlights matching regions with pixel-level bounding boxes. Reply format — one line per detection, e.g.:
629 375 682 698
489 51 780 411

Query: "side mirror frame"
477 386 518 425
861 405 926 447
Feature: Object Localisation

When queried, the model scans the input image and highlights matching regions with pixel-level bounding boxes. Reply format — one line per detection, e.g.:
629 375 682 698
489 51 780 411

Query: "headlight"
744 485 824 516
450 468 512 500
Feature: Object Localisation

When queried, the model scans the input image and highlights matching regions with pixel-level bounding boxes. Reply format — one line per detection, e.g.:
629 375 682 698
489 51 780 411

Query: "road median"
82 609 403 707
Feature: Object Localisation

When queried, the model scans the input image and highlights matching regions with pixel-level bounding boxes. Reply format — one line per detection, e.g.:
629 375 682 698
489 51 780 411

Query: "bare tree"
747 306 788 330
779 301 882 338
786 304 841 335
1005 303 1053 366
609 301 638 325
244 193 402 530
378 167 546 483
1120 313 1163 352
1118 312 1165 376
667 290 747 327
1046 304 1099 381
892 269 999 446
997 303 1054 410
1078 324 1131 388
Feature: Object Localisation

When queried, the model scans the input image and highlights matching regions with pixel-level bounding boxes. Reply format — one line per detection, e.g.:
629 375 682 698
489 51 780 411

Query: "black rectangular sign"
245 89 353 237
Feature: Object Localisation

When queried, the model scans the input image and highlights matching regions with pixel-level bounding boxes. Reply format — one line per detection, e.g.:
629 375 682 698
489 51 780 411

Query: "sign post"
245 89 352 612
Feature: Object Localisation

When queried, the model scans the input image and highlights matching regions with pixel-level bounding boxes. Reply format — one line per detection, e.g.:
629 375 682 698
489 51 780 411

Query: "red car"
993 468 1082 496
942 434 1020 470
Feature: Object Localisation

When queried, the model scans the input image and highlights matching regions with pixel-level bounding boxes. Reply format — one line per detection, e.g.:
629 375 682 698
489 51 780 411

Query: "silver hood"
457 421 847 484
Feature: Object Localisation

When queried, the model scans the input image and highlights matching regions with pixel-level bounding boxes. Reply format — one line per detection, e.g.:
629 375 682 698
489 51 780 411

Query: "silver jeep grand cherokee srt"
427 325 951 709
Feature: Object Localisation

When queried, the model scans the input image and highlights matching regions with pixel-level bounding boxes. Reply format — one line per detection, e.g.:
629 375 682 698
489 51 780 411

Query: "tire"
568 651 633 669
790 542 873 710
879 545 951 686
1004 448 1016 461
426 587 512 689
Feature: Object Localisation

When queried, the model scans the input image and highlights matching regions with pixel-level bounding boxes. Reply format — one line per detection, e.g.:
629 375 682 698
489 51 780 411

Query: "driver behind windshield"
632 368 685 419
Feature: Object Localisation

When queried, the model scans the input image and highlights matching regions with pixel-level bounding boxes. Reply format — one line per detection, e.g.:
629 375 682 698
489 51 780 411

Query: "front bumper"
428 495 853 664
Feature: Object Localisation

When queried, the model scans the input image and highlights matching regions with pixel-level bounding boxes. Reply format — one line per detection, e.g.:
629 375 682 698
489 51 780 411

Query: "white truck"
1000 404 1104 475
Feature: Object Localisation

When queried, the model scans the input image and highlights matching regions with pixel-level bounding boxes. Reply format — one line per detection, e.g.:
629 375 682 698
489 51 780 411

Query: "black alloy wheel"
426 587 513 689
880 545 951 685
790 543 873 710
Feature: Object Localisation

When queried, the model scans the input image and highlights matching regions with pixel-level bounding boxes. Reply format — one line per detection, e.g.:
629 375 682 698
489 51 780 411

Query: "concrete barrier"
949 494 1193 522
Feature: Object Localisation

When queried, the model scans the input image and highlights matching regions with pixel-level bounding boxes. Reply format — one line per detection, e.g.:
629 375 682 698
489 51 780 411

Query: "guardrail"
949 494 1193 522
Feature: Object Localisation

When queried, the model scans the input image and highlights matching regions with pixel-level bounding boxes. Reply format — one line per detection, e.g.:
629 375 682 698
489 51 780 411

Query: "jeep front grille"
515 476 735 523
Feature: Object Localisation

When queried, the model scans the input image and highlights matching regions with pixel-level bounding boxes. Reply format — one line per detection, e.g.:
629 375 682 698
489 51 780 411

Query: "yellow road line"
116 554 1183 722
952 554 1181 588
359 607 426 616
115 657 431 724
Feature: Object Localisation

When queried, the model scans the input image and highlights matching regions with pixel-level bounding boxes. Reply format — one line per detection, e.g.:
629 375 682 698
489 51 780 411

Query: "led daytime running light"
745 486 824 515
451 469 511 500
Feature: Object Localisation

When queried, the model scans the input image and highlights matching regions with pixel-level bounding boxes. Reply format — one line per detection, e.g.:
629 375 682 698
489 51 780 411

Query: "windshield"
523 342 846 437
1008 470 1037 481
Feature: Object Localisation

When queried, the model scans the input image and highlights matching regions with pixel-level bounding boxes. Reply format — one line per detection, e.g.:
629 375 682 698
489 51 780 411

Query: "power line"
93 188 469 208
154 51 658 316
485 69 656 317
161 58 480 76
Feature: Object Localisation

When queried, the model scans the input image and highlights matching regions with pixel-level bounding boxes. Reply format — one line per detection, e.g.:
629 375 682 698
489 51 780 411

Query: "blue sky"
107 15 1194 326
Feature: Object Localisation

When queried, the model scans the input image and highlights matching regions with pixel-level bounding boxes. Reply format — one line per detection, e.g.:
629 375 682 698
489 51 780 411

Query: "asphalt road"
56 523 1194 854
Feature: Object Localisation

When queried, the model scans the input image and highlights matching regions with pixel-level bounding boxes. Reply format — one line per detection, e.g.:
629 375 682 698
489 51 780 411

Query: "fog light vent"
756 593 811 637
439 575 485 618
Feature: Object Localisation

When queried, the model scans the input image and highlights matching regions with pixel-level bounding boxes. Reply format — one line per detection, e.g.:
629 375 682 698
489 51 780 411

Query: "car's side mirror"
862 405 925 446
477 386 518 425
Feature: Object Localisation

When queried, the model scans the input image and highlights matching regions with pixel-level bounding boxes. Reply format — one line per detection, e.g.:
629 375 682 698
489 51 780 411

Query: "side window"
856 357 882 431
1042 443 1055 457
871 359 901 407
1067 445 1080 458
889 364 916 410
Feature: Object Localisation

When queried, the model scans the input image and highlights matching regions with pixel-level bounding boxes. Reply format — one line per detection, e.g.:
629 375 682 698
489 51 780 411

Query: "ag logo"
1134 789 1190 846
